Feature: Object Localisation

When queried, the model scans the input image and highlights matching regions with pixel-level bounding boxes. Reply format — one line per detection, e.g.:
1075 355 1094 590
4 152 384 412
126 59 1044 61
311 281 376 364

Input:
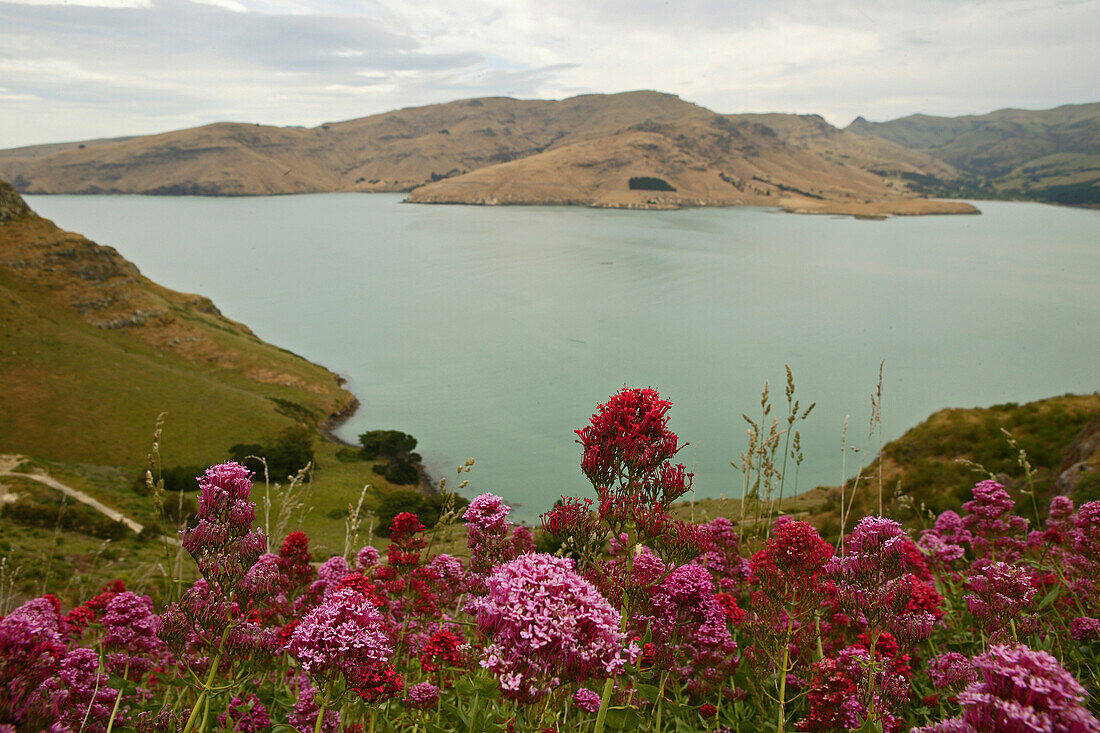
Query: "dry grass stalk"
343 483 372 560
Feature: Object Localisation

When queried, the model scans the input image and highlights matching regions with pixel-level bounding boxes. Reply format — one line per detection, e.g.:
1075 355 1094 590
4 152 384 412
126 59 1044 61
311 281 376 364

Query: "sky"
1 0 1097 148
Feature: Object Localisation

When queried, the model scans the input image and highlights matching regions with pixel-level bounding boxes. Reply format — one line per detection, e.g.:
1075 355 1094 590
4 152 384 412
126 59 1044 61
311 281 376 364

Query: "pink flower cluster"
470 553 629 701
181 462 267 590
286 586 394 686
918 644 1100 733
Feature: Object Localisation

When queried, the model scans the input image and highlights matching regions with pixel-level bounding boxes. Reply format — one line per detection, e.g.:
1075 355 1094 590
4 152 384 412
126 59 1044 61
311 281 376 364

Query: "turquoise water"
24 195 1100 521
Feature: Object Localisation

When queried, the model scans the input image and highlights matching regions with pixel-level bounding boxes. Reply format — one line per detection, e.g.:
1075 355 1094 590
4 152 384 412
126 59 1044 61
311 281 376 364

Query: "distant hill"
847 102 1100 205
0 91 976 217
0 180 355 467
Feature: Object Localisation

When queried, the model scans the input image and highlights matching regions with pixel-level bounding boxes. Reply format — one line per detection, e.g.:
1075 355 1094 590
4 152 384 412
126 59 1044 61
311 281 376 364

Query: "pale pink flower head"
464 493 510 534
240 552 281 600
0 597 67 722
918 644 1100 733
470 553 628 702
964 561 1037 639
100 591 167 672
928 652 977 690
1070 616 1100 642
932 510 973 545
316 555 351 596
181 462 266 589
217 694 270 733
357 544 381 570
1072 501 1100 560
286 586 394 685
195 461 254 527
574 687 602 713
426 553 464 582
403 681 441 710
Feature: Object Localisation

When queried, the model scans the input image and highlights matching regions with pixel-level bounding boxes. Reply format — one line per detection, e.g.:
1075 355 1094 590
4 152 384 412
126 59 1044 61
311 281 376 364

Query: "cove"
25 194 1100 521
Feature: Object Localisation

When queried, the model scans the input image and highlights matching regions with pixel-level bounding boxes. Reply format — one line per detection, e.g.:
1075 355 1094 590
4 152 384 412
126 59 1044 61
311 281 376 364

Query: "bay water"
25 195 1100 521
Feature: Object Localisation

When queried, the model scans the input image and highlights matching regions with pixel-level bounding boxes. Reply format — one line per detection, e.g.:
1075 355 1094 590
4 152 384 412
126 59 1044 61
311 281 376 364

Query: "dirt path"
0 453 146 535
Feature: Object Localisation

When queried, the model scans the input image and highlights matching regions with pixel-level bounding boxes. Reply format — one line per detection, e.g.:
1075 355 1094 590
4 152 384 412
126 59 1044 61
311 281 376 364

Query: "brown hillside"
409 115 978 216
0 91 706 196
0 91 977 216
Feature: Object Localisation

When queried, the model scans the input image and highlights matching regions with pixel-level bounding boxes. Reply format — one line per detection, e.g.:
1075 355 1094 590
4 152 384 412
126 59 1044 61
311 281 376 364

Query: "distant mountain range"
0 91 981 217
846 102 1100 205
2 93 1096 213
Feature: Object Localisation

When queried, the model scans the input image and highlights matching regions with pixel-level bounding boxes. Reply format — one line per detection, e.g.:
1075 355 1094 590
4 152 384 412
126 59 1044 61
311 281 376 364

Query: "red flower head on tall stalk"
576 387 691 507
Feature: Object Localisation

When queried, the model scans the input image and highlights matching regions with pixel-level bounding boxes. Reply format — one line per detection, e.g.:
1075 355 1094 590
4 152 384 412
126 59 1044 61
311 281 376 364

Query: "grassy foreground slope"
847 102 1100 205
0 180 355 467
0 181 434 605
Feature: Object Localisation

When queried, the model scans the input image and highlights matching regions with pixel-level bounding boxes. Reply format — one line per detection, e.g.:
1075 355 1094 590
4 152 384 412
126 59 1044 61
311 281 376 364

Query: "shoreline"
317 387 437 495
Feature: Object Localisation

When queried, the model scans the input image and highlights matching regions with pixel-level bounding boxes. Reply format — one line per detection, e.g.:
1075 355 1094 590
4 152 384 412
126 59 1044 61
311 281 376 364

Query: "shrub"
358 430 418 460
628 176 676 191
335 447 363 463
1 497 128 540
373 460 419 486
229 425 315 479
373 491 468 537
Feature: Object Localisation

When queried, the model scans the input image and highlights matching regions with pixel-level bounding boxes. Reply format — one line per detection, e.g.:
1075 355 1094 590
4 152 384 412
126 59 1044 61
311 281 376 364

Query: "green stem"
104 662 128 733
313 679 336 733
199 694 212 733
592 675 615 733
777 629 790 733
654 669 670 733
467 692 479 733
866 632 879 726
182 625 233 733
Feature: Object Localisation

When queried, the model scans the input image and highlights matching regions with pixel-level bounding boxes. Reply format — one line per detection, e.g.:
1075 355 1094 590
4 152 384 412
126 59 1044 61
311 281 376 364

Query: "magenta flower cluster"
180 462 267 589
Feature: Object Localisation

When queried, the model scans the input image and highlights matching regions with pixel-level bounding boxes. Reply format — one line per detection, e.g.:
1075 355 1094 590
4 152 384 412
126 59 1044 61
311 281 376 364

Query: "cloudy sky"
1 0 1097 148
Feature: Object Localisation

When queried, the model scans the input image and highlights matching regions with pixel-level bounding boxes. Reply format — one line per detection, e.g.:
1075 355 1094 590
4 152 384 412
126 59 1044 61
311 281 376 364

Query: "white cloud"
0 0 1096 147
2 0 150 6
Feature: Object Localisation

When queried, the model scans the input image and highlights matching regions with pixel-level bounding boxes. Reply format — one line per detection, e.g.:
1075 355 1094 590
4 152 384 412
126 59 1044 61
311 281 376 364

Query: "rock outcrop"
0 180 30 221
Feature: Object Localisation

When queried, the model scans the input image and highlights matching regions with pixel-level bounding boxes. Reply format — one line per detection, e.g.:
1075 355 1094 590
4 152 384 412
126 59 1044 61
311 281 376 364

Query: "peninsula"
0 91 979 217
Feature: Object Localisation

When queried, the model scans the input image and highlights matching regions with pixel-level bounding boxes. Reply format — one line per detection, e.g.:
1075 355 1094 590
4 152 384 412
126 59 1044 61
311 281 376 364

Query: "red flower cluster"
388 512 428 568
420 629 465 674
576 387 691 506
349 664 404 703
279 532 314 590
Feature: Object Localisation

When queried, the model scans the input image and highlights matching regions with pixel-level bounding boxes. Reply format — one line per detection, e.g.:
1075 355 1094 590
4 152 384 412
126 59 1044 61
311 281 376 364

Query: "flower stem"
182 625 233 733
313 679 335 733
593 675 615 733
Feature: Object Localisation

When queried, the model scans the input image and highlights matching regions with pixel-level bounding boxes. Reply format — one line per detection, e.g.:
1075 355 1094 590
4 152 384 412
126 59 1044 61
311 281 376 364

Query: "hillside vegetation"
0 91 976 216
0 182 438 598
847 102 1100 205
676 393 1100 543
0 180 355 467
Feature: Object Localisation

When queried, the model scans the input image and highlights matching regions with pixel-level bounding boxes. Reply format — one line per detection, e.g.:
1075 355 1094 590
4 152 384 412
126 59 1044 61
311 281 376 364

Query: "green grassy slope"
0 181 431 606
0 181 354 466
847 103 1100 204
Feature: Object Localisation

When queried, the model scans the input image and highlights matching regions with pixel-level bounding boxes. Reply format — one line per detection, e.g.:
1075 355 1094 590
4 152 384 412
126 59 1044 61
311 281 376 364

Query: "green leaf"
634 683 661 703
604 706 643 729
472 676 499 696
1037 585 1060 610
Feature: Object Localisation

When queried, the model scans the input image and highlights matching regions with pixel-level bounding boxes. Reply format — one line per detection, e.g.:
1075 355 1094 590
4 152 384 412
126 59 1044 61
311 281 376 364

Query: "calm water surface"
25 195 1100 520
